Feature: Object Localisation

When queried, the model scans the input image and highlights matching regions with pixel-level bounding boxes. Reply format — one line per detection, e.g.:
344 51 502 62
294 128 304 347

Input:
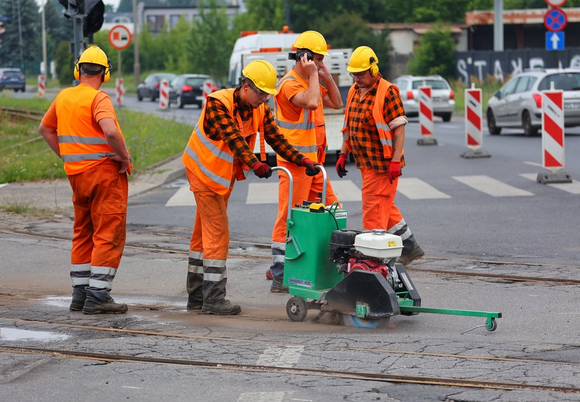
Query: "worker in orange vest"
38 46 132 314
268 30 343 292
336 46 424 266
182 60 318 315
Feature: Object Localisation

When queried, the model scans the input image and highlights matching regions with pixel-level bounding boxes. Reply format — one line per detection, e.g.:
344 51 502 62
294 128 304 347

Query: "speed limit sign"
108 25 132 50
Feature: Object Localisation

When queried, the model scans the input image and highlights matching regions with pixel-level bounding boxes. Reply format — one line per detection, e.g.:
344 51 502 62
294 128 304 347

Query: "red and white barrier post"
417 85 437 145
201 80 213 108
115 77 124 107
159 79 169 110
461 83 490 158
37 75 46 98
538 83 572 183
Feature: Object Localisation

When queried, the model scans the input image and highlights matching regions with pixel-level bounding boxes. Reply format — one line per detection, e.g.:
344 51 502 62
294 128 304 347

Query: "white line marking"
165 184 195 207
453 175 533 197
329 180 361 201
256 345 304 368
397 178 451 200
524 161 542 167
0 183 8 189
246 182 279 204
238 392 285 402
520 173 580 194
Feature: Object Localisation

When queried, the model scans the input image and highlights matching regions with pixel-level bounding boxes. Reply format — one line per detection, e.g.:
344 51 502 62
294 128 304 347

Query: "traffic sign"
108 25 132 50
546 31 565 51
546 0 567 7
544 8 567 32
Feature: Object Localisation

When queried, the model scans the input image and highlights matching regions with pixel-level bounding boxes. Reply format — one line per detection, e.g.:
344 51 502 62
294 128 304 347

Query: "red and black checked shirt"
347 78 406 172
203 87 304 167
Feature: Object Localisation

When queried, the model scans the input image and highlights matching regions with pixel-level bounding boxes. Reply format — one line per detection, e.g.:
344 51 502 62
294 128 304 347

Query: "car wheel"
151 94 157 102
441 112 452 122
487 109 501 135
522 110 538 136
137 92 143 101
197 101 203 109
13 88 18 92
177 95 184 109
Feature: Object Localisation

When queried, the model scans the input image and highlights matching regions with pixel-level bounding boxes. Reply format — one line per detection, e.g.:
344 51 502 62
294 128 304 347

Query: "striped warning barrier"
461 84 490 158
202 80 214 108
417 85 437 145
37 75 45 98
159 79 169 110
115 77 124 107
538 84 571 183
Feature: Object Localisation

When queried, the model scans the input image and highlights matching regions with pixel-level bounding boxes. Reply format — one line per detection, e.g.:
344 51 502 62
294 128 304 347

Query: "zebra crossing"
163 174 580 207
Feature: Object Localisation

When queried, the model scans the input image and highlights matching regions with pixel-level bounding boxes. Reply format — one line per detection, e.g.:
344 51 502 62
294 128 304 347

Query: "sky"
103 0 121 11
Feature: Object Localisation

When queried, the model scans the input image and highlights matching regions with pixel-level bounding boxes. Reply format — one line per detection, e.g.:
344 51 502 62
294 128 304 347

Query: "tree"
188 0 236 84
55 40 74 85
45 0 72 61
407 23 456 79
231 0 285 32
0 0 40 70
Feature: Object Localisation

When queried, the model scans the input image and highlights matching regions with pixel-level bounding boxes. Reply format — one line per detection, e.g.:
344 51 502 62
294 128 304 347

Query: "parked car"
168 74 215 108
0 68 26 92
486 69 580 136
392 75 455 122
137 73 176 102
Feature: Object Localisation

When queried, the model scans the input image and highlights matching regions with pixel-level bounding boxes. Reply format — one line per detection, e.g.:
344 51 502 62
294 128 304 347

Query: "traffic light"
58 0 105 36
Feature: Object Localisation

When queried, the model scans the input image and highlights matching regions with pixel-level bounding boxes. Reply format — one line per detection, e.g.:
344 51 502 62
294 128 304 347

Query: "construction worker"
336 46 424 266
38 46 132 314
268 30 343 292
182 60 319 315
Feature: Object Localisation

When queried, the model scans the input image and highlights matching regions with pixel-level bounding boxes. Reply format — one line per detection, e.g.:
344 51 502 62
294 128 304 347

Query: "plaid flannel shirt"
347 79 406 172
203 87 303 167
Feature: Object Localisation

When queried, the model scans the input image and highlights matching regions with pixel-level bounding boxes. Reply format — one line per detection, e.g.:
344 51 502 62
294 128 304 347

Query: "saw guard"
321 271 400 319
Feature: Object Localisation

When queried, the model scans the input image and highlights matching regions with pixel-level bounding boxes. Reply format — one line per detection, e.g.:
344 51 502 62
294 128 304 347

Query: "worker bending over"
336 46 424 266
182 60 318 315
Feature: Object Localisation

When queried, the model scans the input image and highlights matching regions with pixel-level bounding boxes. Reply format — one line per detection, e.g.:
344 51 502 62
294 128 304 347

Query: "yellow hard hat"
348 46 379 76
293 30 330 56
242 60 277 95
74 46 112 82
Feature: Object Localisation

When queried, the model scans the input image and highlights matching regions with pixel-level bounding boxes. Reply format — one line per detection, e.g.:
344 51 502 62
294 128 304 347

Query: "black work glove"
251 161 272 178
336 153 348 178
301 157 320 176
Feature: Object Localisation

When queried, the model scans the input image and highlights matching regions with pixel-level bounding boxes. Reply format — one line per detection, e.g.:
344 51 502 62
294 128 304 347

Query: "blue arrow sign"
546 32 565 51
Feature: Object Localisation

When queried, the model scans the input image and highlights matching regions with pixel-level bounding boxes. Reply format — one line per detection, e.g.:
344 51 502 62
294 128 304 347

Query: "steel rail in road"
4 228 580 285
0 341 578 394
0 107 44 122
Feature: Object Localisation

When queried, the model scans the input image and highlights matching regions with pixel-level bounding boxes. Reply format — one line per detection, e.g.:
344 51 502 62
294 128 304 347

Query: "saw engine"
329 229 405 291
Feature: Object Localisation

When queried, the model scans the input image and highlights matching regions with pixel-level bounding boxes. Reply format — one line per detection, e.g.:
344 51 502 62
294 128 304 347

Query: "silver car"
486 69 580 136
392 75 455 122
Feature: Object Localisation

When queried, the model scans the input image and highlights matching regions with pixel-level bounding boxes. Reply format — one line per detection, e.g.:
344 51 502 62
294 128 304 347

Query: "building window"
147 15 165 33
170 15 181 28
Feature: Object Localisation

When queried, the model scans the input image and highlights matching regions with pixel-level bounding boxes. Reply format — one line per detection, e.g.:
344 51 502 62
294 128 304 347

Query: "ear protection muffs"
369 56 379 77
73 58 112 83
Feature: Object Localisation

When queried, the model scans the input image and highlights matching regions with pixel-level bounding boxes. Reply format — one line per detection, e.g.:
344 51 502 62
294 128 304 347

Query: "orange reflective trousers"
360 167 404 231
68 159 128 269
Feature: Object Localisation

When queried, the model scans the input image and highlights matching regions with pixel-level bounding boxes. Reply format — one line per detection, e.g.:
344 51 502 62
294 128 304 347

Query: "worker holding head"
336 46 424 266
268 30 344 292
182 60 318 315
39 46 132 314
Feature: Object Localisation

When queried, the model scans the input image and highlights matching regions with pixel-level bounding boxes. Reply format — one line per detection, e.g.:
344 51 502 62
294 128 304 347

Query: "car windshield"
412 80 448 89
3 71 21 78
186 77 208 86
538 73 580 91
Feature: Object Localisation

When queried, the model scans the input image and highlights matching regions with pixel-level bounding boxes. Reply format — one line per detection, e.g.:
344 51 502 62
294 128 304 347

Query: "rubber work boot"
270 277 289 293
83 288 128 315
69 285 87 311
201 299 241 315
187 288 203 310
265 268 273 280
398 244 425 267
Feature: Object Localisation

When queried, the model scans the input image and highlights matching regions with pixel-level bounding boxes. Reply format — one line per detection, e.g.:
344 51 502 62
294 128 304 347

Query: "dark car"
0 68 26 92
137 73 176 102
168 74 215 108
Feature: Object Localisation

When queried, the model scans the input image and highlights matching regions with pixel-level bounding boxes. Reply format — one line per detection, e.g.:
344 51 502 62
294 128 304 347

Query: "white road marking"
524 161 543 167
329 180 362 202
165 184 195 207
397 177 451 200
238 392 285 402
256 345 304 368
0 183 8 189
520 173 580 194
246 182 279 204
453 175 533 197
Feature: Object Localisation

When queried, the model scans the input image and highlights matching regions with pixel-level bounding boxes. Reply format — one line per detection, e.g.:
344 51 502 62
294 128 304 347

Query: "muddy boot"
83 288 128 315
70 285 86 311
270 277 289 293
201 298 241 315
187 288 203 310
398 244 425 267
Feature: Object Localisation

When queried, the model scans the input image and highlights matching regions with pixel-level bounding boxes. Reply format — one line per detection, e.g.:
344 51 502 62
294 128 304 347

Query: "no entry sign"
108 25 132 50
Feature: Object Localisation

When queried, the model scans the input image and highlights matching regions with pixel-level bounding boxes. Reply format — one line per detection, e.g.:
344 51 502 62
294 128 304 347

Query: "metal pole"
132 0 140 86
16 0 23 70
41 0 48 78
494 0 504 51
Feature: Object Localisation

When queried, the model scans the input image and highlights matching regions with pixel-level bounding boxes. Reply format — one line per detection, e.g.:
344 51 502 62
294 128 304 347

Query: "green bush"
408 23 456 79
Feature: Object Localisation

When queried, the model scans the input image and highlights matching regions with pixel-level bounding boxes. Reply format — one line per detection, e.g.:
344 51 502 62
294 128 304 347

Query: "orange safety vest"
182 88 265 195
274 70 318 163
55 85 120 176
342 78 397 160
